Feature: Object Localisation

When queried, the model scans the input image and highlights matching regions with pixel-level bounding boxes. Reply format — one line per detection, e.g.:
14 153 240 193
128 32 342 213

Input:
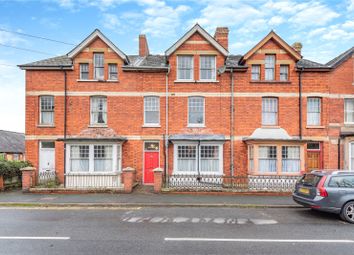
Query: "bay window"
345 99 354 124
177 55 193 80
258 146 277 173
307 97 321 126
200 55 216 80
174 143 223 174
67 144 121 173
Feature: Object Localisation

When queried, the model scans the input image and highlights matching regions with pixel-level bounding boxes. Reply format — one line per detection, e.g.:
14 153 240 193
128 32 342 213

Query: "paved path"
0 207 351 255
0 190 296 207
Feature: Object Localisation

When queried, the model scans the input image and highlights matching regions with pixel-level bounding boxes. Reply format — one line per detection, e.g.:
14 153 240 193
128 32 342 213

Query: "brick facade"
20 25 354 187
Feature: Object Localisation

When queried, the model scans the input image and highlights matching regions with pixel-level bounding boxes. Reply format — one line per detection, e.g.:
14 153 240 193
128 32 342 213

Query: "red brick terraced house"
19 24 354 190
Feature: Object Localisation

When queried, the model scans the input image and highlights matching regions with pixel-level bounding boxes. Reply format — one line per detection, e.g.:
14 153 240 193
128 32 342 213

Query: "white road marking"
127 217 141 223
172 217 189 223
0 236 70 240
213 218 225 224
250 219 278 225
236 218 248 224
164 238 354 243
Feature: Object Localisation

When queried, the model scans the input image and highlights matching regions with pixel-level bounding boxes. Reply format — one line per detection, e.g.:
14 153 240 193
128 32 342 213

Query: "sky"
0 0 353 133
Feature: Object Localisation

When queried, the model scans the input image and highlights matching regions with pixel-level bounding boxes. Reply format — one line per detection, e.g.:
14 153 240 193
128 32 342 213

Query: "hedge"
0 159 32 179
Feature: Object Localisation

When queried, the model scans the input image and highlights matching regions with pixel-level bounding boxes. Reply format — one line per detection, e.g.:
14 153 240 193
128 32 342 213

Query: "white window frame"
108 63 118 81
144 96 160 126
93 53 104 80
39 95 55 126
307 97 321 126
251 65 260 81
188 96 205 127
345 99 354 124
90 96 107 125
258 145 277 173
199 55 216 81
66 143 122 174
262 97 278 126
177 55 194 81
281 146 301 173
280 65 289 81
265 54 275 81
79 63 89 80
173 142 223 175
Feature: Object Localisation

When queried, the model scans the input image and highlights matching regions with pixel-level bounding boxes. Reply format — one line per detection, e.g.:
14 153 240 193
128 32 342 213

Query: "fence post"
153 168 163 193
122 167 136 193
20 167 36 191
0 175 4 191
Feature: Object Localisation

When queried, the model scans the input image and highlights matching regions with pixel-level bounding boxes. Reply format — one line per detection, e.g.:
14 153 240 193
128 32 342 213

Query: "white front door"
39 141 55 173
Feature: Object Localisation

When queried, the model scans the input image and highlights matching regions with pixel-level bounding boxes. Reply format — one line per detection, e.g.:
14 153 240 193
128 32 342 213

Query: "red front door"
144 151 159 184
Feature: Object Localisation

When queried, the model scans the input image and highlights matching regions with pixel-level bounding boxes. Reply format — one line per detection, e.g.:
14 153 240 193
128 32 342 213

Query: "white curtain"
94 53 104 80
91 97 107 124
259 159 277 173
41 112 54 125
282 146 300 173
177 159 197 172
262 98 277 125
178 56 193 80
200 56 215 80
144 97 159 124
94 145 113 172
265 55 275 80
189 97 204 124
200 159 219 172
70 145 89 172
307 98 321 125
71 159 89 172
251 65 260 80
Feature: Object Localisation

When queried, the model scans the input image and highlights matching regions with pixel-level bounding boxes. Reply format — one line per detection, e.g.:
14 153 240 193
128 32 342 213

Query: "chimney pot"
214 27 229 50
292 42 302 54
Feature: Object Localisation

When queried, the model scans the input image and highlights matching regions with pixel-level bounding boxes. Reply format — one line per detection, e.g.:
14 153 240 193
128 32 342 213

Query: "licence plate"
299 187 310 195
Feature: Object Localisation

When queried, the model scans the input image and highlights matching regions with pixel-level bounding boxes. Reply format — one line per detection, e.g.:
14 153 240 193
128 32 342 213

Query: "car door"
327 175 354 209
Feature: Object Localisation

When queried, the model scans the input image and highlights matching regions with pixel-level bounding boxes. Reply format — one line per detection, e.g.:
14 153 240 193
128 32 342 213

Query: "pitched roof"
67 29 128 62
18 55 72 70
243 30 302 61
124 55 168 70
296 59 329 69
326 46 354 68
165 24 228 56
225 55 246 68
0 130 25 154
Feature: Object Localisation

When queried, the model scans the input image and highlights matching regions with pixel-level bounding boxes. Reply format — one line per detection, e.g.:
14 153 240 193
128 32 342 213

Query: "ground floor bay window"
65 143 122 188
248 143 304 175
173 143 223 175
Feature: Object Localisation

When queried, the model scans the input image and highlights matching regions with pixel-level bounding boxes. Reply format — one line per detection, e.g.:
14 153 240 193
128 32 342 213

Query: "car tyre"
341 201 354 223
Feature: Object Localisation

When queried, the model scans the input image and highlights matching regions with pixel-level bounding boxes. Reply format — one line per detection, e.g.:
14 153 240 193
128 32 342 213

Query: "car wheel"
341 201 354 223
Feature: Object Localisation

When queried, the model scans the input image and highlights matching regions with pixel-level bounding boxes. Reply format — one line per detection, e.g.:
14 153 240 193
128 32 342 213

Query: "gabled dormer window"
94 53 104 80
177 55 193 81
265 54 275 81
80 63 89 80
108 64 118 80
200 56 216 81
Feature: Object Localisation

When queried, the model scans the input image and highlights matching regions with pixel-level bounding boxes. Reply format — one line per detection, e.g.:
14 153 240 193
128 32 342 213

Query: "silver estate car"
293 170 354 223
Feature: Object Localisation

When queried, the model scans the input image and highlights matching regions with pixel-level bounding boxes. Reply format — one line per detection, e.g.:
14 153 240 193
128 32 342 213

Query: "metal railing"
166 174 299 192
38 171 57 185
65 173 122 189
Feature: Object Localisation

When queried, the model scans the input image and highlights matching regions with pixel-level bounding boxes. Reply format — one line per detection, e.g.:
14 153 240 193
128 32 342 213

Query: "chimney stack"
292 42 302 54
214 27 229 50
139 34 149 57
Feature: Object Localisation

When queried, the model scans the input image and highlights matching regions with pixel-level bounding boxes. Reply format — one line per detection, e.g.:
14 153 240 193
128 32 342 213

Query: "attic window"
94 53 104 80
265 55 275 81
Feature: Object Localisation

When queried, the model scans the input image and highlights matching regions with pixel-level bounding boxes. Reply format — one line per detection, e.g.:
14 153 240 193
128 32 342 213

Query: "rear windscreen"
298 174 322 187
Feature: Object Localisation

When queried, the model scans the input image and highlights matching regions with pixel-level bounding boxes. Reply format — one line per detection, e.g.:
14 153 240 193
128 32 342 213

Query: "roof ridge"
0 130 24 134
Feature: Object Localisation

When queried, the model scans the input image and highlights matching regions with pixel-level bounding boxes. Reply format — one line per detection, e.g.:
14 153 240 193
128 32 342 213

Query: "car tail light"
317 176 328 197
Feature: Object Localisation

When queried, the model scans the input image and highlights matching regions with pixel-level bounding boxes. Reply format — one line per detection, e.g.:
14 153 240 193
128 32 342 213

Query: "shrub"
0 159 32 179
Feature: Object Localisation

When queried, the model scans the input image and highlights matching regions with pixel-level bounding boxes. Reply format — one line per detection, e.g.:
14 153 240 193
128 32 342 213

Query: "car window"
298 174 322 187
328 176 354 188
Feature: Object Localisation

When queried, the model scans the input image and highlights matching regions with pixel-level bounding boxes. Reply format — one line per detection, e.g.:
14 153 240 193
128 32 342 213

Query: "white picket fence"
65 173 122 189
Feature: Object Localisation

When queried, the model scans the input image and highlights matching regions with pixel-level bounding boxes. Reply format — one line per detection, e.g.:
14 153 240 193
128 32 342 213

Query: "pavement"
0 189 298 208
0 207 351 255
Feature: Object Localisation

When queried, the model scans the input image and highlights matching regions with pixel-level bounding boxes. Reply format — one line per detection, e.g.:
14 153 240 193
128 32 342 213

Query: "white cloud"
268 16 284 27
348 0 354 12
102 13 121 30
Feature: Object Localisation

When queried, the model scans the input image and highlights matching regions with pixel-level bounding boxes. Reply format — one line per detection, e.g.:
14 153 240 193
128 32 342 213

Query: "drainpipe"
338 138 341 169
298 67 304 140
164 65 171 184
230 68 235 176
62 66 67 186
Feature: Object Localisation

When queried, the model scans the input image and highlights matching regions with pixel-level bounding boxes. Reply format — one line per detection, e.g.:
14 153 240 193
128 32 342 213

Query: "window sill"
65 172 121 176
174 80 196 83
261 125 280 128
142 124 161 128
196 80 219 83
306 125 325 129
88 124 108 128
250 81 291 84
37 124 55 128
77 79 119 83
187 125 206 128
344 123 354 126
